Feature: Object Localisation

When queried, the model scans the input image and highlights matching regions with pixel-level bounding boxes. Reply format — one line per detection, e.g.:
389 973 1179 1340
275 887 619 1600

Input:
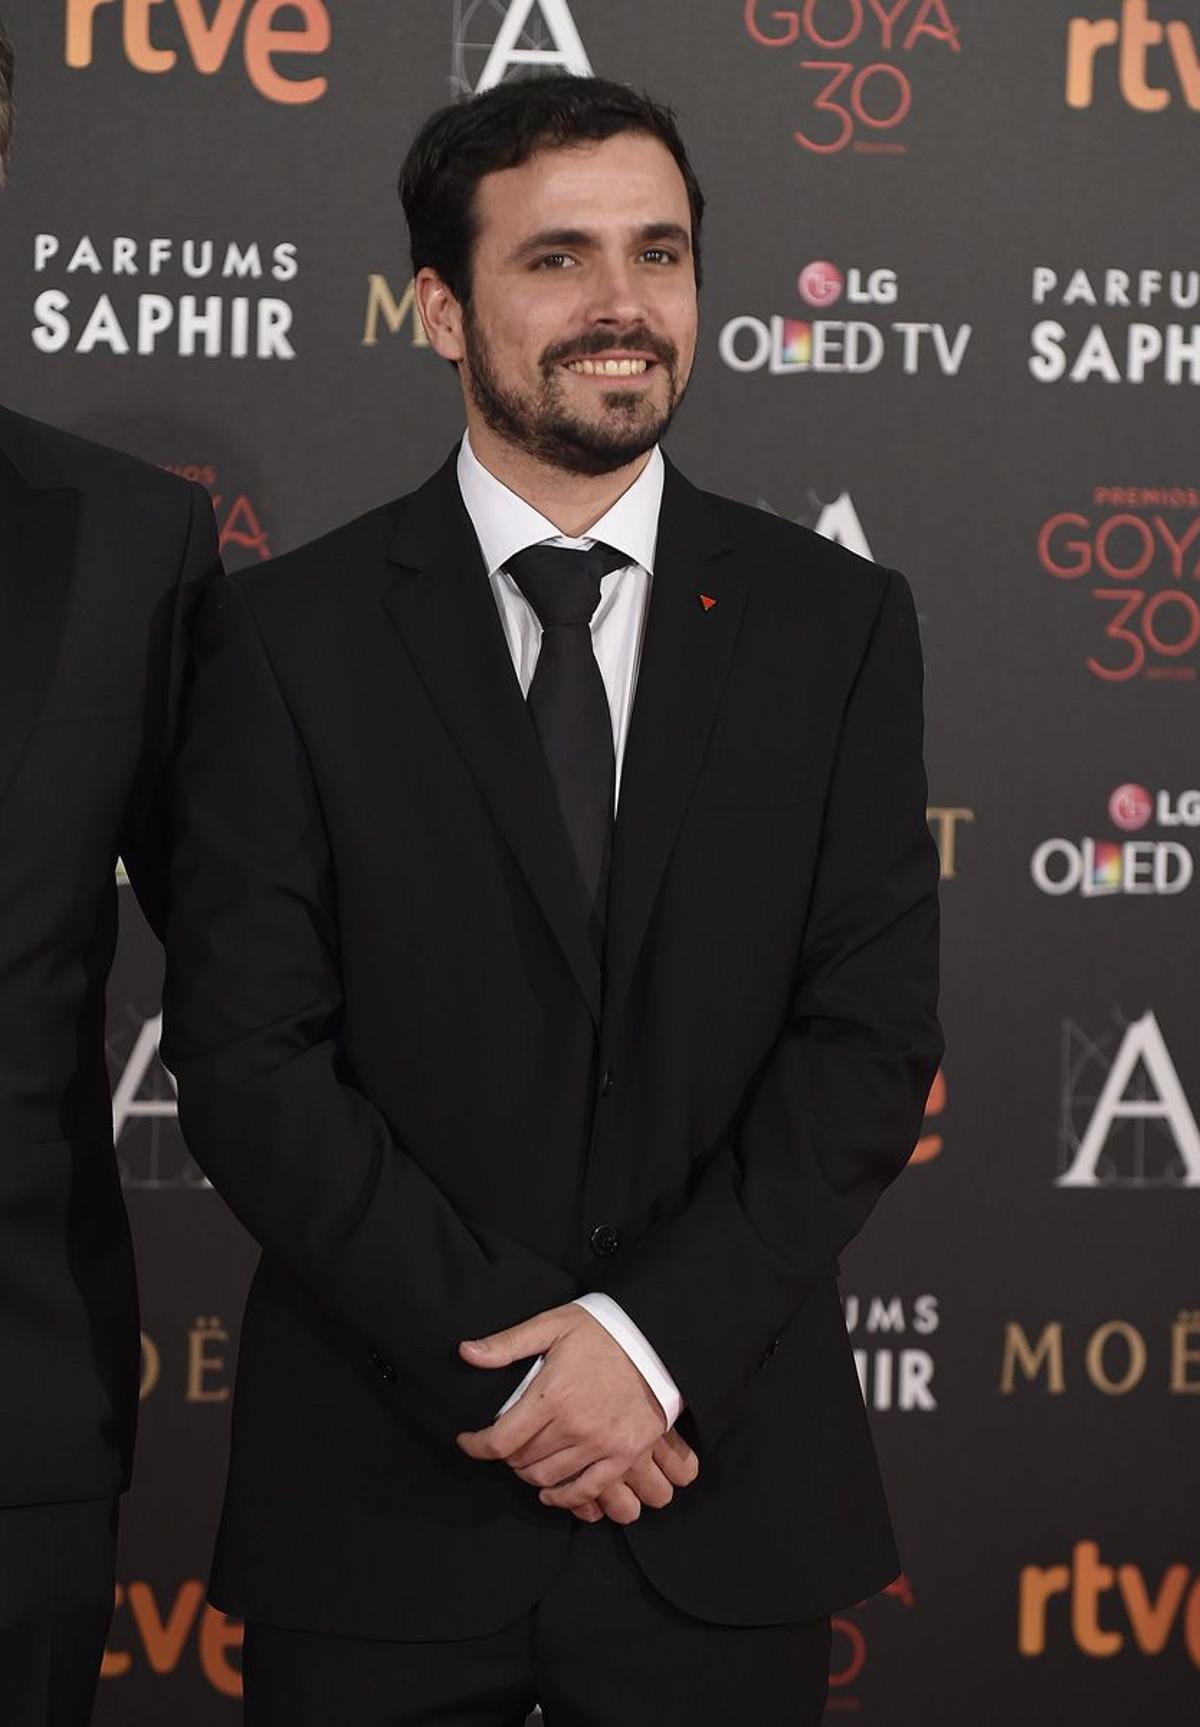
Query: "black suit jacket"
0 405 218 1506
162 449 942 1636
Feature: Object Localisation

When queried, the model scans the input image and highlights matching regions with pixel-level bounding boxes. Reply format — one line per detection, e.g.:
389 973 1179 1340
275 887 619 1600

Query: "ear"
415 267 465 364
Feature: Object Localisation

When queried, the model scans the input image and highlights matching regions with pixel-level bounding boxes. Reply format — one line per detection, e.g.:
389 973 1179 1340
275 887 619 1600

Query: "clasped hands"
456 1304 698 1525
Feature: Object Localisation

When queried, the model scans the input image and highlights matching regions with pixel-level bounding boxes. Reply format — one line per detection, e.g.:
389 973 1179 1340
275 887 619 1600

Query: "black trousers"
0 1498 117 1727
244 1519 831 1726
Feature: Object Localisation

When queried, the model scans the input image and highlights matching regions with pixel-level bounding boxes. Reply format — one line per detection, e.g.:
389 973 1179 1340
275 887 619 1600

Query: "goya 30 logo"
1038 487 1200 682
743 0 962 155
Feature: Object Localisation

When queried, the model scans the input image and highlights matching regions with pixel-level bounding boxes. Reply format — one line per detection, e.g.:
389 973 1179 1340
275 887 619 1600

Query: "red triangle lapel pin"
698 592 717 611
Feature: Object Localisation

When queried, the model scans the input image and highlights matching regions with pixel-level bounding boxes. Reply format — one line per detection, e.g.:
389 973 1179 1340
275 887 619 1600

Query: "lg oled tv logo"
743 0 962 155
65 0 331 104
1066 1 1200 112
1031 784 1194 899
720 262 971 377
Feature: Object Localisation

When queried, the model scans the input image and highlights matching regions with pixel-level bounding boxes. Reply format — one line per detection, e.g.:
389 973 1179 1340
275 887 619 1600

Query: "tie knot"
504 541 627 629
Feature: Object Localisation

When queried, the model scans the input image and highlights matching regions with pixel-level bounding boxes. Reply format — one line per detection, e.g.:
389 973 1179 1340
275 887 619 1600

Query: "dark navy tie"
505 541 628 940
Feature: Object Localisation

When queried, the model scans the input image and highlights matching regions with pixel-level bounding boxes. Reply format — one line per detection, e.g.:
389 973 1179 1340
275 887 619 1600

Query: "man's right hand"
554 1427 699 1525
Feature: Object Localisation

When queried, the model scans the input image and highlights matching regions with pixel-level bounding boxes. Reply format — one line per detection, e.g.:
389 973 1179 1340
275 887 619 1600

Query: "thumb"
459 1308 568 1368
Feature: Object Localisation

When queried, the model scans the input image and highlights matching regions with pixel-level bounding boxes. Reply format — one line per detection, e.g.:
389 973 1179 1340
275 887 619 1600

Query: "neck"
465 417 653 538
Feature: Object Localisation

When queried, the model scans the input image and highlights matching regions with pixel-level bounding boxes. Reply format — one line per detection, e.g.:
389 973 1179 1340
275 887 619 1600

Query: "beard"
461 307 688 477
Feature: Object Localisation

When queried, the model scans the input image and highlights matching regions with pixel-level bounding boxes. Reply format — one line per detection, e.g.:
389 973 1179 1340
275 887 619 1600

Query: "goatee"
462 311 686 477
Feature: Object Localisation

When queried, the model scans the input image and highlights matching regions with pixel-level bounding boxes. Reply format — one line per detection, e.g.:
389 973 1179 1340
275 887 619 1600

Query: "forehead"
473 132 692 244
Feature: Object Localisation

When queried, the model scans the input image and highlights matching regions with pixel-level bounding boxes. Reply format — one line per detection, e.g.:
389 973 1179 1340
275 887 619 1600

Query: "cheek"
656 287 698 350
502 304 570 373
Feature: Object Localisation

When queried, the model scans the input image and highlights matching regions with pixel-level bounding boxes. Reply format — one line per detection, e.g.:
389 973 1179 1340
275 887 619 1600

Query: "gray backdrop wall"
1 2 1198 1721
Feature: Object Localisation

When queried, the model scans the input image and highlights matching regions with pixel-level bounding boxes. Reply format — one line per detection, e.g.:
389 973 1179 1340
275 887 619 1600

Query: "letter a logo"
1057 1011 1200 1187
112 1013 178 1144
472 0 593 93
814 492 874 562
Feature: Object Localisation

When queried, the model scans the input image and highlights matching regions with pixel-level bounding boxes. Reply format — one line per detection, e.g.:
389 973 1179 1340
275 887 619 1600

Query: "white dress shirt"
456 432 684 1429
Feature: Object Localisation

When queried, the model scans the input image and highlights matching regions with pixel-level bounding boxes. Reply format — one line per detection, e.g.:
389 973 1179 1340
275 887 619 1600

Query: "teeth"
566 358 649 376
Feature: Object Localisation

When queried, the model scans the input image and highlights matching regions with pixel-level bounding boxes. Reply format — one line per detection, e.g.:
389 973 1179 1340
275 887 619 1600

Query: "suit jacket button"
589 1223 620 1257
369 1348 397 1383
600 1069 615 1097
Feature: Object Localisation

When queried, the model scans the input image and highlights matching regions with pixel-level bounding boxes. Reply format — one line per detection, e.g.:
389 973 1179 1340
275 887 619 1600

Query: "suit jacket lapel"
603 459 744 1038
0 450 80 807
382 453 603 1026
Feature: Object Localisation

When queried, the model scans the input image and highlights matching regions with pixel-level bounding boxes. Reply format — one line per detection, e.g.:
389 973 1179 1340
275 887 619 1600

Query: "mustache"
541 326 677 370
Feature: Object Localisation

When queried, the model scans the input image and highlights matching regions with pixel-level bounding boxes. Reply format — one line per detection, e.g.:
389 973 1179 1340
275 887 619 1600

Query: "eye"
641 248 678 265
534 253 578 270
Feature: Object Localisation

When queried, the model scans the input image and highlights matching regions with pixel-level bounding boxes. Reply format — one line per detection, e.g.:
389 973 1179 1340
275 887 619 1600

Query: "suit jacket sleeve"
594 567 943 1451
162 573 578 1443
121 478 222 938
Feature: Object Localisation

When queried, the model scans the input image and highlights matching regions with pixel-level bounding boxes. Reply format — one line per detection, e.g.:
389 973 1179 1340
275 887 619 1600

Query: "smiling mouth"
563 357 653 377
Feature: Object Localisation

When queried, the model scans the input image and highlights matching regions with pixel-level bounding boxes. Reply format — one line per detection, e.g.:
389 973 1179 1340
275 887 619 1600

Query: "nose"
584 253 646 328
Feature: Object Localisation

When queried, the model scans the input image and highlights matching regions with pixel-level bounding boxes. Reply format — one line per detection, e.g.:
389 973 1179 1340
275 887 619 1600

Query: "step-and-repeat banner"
1 3 1197 1722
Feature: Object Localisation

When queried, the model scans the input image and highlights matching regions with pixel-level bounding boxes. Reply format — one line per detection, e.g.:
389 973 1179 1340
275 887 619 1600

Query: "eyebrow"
509 222 693 263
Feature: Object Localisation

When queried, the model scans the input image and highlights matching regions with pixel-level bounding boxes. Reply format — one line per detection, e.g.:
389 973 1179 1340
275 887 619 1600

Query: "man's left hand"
456 1304 669 1511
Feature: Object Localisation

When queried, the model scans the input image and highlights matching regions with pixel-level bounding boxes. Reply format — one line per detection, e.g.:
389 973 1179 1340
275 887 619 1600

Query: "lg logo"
797 261 898 308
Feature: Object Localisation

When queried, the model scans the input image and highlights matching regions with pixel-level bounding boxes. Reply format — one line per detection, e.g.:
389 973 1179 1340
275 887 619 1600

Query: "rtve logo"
1067 1 1200 111
65 0 332 105
1019 1544 1200 1666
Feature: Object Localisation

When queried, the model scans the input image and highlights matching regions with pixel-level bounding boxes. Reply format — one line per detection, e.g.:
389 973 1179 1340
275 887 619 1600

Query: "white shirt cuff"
572 1293 684 1427
494 1296 684 1427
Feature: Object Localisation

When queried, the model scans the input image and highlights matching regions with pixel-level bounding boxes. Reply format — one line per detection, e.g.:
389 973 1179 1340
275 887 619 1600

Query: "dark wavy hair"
0 17 13 188
398 75 704 308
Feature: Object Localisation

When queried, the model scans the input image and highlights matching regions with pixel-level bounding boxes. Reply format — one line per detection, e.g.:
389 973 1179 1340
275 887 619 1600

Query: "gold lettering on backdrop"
186 1317 231 1402
138 1331 161 1400
1084 1320 1147 1394
362 275 430 348
1170 1309 1200 1391
1001 1316 1200 1393
999 1322 1065 1394
926 806 974 879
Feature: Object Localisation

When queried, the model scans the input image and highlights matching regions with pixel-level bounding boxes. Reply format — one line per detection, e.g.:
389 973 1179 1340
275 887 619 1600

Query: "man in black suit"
164 76 942 1726
0 21 220 1723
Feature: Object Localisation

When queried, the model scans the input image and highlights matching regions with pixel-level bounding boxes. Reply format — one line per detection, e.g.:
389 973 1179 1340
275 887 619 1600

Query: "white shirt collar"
457 429 664 579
